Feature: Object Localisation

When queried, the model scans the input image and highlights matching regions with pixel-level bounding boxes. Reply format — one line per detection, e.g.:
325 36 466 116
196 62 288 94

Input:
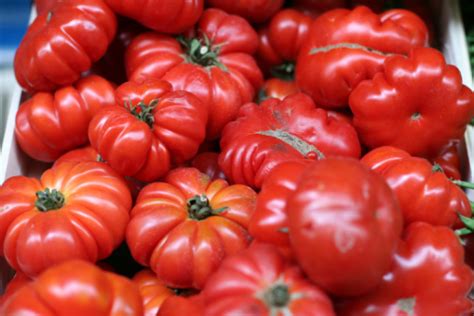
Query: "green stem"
35 188 65 212
270 62 295 82
453 179 474 190
127 100 158 128
264 284 290 308
178 34 227 71
187 194 227 220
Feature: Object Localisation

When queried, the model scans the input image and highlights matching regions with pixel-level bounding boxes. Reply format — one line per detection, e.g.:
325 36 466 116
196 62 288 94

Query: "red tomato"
34 0 57 15
126 168 256 289
191 152 226 181
431 141 462 180
157 296 205 316
361 146 471 227
296 6 428 109
105 0 203 34
287 158 402 297
350 47 474 158
88 79 207 182
201 243 336 315
295 0 348 13
0 272 31 306
15 0 117 93
339 223 474 315
206 0 284 23
219 93 361 188
258 78 300 103
15 75 115 162
125 9 263 139
462 233 474 269
0 260 143 315
0 162 132 276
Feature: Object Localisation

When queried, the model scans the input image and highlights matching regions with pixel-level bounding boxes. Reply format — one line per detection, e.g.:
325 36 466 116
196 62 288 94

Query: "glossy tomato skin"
105 0 203 34
219 93 361 189
206 0 284 23
191 152 226 180
257 9 312 74
15 75 115 162
126 168 256 289
157 296 205 316
296 6 428 109
258 78 300 102
361 146 471 228
89 79 207 182
431 141 462 180
339 223 474 316
15 0 117 93
125 9 263 139
34 0 57 15
0 162 132 277
201 243 336 315
0 272 31 306
287 158 403 297
350 47 474 158
0 260 143 316
132 269 174 316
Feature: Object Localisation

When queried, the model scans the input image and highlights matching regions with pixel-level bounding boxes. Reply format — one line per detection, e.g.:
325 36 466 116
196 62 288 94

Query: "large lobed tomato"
126 168 256 289
339 223 474 316
104 0 203 35
0 272 31 306
157 296 205 316
201 243 336 315
0 260 143 316
89 79 207 182
287 158 403 297
0 162 132 277
15 75 115 162
431 141 462 180
361 146 471 228
206 0 284 23
296 6 428 108
350 47 474 158
15 0 117 93
219 93 361 189
125 8 263 139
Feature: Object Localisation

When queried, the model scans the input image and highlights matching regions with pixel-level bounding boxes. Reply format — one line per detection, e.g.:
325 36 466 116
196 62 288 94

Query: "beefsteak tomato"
287 158 402 297
206 0 284 23
431 141 462 180
296 6 428 108
0 260 143 316
89 79 207 182
0 272 31 306
15 0 117 93
157 296 205 316
258 78 300 103
0 162 132 276
126 168 256 289
125 9 263 139
191 152 226 181
15 75 115 162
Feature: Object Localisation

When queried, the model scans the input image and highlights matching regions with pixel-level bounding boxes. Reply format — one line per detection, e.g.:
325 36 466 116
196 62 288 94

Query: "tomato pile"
1 0 474 315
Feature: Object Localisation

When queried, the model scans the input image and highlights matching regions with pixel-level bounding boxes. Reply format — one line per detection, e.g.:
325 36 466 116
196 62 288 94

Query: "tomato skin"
191 152 226 181
258 78 300 102
157 296 205 316
463 233 474 269
431 141 462 180
296 6 428 109
339 223 474 316
34 0 58 15
219 93 361 189
105 0 203 34
126 168 256 289
0 162 132 277
125 9 263 139
15 75 115 162
88 79 207 182
201 243 336 315
206 0 284 23
361 146 471 228
351 47 474 158
287 158 402 297
0 272 31 306
132 269 174 316
15 0 117 93
0 260 143 316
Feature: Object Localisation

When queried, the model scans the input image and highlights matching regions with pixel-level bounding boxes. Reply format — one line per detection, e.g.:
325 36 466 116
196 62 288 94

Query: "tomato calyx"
309 43 393 57
432 163 444 173
35 188 65 212
178 34 228 71
257 129 325 159
397 297 416 314
263 284 291 308
270 62 295 82
187 194 228 220
127 100 158 128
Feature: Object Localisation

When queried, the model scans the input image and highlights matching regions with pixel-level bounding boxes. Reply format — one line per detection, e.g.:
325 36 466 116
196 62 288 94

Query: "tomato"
0 272 31 306
191 152 226 181
126 168 256 289
0 162 132 276
361 146 471 228
219 93 361 188
15 75 115 162
206 0 284 23
462 233 474 269
257 9 312 76
258 78 300 103
157 296 205 316
201 243 336 315
0 260 143 315
431 141 462 180
338 223 474 316
350 47 474 158
125 9 263 139
34 0 58 15
89 79 207 182
296 6 428 109
15 0 117 93
295 0 348 13
104 0 203 34
287 158 402 297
